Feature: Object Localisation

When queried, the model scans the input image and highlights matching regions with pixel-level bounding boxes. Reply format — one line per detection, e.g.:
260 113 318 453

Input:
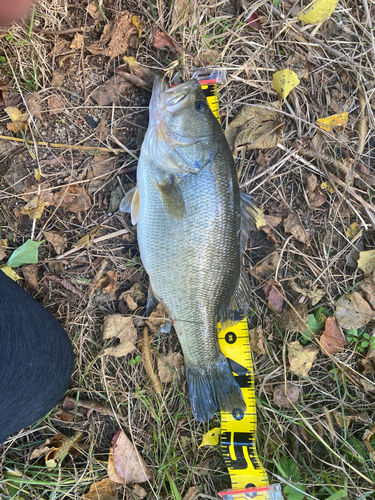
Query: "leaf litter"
102 315 137 357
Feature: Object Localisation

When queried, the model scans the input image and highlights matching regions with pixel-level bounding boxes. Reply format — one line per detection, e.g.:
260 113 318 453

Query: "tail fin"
185 353 246 422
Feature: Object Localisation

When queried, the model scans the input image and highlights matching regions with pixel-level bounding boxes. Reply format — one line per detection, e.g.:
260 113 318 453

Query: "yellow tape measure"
198 77 283 500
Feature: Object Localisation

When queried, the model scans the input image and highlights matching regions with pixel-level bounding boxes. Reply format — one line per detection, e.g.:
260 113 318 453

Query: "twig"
357 89 368 157
44 273 87 303
55 229 129 260
142 326 162 394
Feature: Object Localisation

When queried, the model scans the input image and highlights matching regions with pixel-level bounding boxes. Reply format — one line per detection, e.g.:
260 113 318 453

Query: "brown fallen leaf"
117 57 156 89
131 484 148 499
87 155 116 194
20 195 44 219
5 106 28 133
273 383 300 408
25 93 43 122
83 478 118 500
95 120 110 142
120 283 146 311
358 250 375 277
305 174 327 208
251 252 279 280
74 225 101 248
0 239 7 260
284 212 310 245
360 357 375 375
280 303 308 333
152 27 181 55
225 102 283 151
43 230 68 255
287 51 309 80
88 11 139 58
99 270 118 297
288 341 319 376
171 0 194 26
146 302 169 334
30 432 82 469
53 185 91 213
63 395 124 421
70 33 83 51
265 214 282 228
157 351 184 383
182 486 200 500
263 281 283 312
193 50 220 67
91 75 132 106
121 267 143 286
335 292 374 329
21 264 39 289
359 277 375 309
48 95 65 116
248 326 266 354
108 429 153 484
51 70 65 87
87 1 102 19
291 281 325 306
102 315 137 357
320 316 347 355
45 273 87 303
54 410 75 422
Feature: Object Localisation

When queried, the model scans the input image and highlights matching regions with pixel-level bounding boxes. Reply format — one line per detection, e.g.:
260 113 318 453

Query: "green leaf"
325 490 346 500
302 314 325 339
344 328 358 337
284 483 306 500
364 333 370 340
361 341 369 348
278 457 301 481
7 239 44 268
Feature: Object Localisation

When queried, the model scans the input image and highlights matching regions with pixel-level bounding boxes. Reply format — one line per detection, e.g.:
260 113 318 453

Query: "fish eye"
195 101 206 112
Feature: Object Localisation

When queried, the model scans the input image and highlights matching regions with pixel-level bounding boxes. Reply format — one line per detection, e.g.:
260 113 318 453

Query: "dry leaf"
284 211 310 245
20 195 44 219
359 277 375 309
225 101 283 150
251 252 279 280
5 106 27 122
172 0 194 26
74 225 101 248
131 485 148 499
280 303 308 333
288 341 319 376
273 383 300 408
298 0 339 24
88 11 138 58
346 222 360 238
91 75 132 106
83 478 118 500
152 27 181 55
48 95 64 115
120 283 146 311
87 1 102 19
0 239 7 260
183 486 200 500
99 270 118 296
358 250 375 277
157 352 184 383
263 281 283 312
142 325 162 394
291 281 325 306
53 185 91 213
252 206 267 229
51 70 65 87
117 58 156 88
321 181 335 193
146 302 169 334
287 52 309 79
87 155 116 194
271 69 300 100
43 230 68 255
21 264 39 289
70 33 83 50
30 432 82 469
7 121 28 133
317 112 348 132
305 174 327 207
0 265 22 281
108 430 153 484
25 93 43 122
335 292 374 329
102 315 137 357
198 428 221 448
249 326 266 354
193 50 220 67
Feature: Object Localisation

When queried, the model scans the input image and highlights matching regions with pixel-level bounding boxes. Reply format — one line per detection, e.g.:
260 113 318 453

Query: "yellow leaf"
253 206 267 229
123 56 138 68
317 112 348 132
20 195 45 220
0 265 22 281
5 106 28 122
74 224 101 247
271 69 300 100
298 0 338 24
358 250 375 277
34 168 41 180
198 427 221 448
132 15 145 37
346 222 360 238
321 181 335 193
7 121 28 133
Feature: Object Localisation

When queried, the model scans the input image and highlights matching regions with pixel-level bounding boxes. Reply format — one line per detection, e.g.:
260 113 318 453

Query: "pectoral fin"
119 185 140 225
157 175 185 219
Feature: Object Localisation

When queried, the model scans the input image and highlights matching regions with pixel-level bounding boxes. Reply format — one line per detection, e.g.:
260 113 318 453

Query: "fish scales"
120 77 253 421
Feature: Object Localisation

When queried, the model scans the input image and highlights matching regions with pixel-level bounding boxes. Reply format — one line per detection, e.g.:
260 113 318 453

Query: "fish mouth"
151 76 200 115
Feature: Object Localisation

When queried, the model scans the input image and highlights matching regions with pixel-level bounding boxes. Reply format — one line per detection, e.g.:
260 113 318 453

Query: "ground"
0 0 375 498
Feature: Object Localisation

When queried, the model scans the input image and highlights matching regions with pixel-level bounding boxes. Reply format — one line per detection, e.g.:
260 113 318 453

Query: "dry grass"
0 0 375 498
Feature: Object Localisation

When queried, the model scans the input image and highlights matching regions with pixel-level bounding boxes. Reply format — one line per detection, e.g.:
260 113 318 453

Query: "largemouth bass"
120 77 254 421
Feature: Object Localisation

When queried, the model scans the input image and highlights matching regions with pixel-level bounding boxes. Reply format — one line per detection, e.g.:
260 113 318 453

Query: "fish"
120 77 255 421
